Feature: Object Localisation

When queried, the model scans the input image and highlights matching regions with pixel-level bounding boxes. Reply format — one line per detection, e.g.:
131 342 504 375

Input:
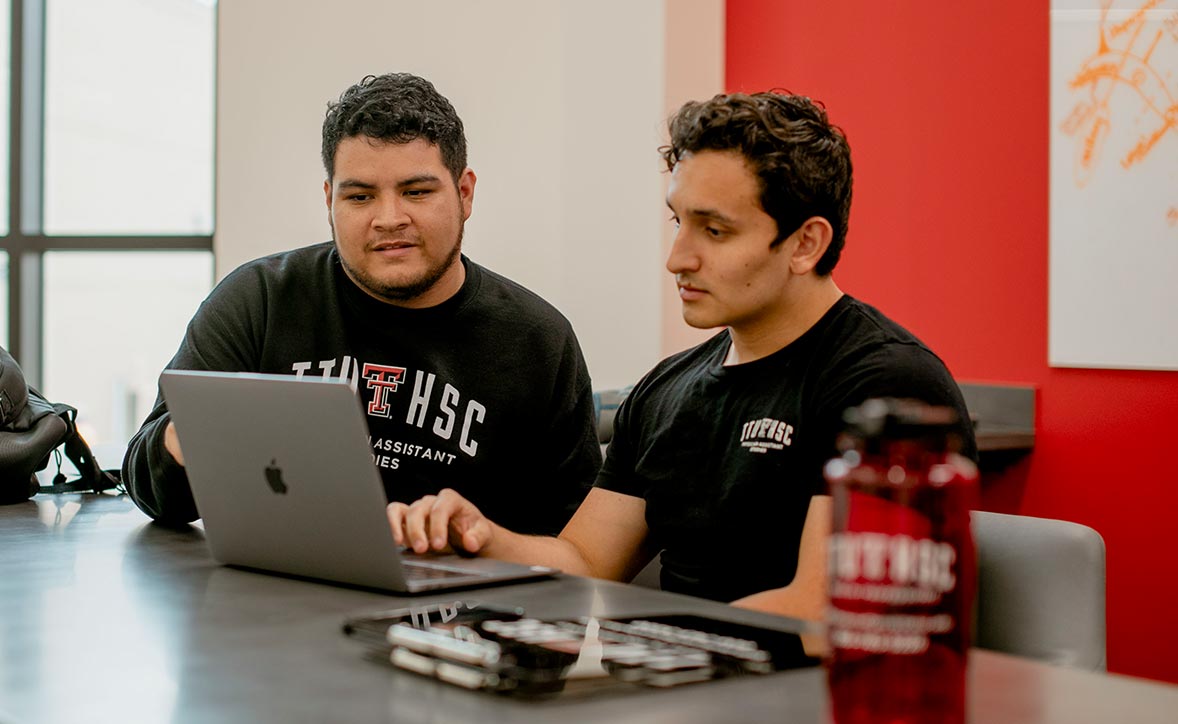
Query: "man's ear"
789 216 834 275
324 180 334 229
458 168 476 221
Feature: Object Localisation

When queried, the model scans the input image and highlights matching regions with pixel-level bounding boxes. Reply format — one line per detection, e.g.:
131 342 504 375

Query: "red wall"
726 0 1178 683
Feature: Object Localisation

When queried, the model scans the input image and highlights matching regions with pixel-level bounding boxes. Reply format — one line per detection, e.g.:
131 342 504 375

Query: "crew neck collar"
707 295 854 378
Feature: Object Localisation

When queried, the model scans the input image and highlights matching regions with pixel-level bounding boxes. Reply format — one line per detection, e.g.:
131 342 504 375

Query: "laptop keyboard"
401 561 479 581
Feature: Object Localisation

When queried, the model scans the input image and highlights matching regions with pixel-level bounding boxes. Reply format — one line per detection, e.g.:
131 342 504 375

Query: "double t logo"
361 363 407 418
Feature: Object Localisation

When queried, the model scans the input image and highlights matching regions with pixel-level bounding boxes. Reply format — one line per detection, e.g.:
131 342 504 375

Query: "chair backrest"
592 386 633 446
971 510 1107 670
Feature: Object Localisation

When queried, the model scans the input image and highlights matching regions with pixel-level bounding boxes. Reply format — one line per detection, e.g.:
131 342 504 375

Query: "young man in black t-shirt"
387 91 974 620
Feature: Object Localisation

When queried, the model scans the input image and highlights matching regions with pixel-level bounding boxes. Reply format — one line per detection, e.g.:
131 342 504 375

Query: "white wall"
217 0 721 389
662 0 725 357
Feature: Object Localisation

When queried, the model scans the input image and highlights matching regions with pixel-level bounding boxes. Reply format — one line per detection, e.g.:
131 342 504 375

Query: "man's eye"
705 226 724 238
347 194 371 202
405 188 431 197
668 215 681 228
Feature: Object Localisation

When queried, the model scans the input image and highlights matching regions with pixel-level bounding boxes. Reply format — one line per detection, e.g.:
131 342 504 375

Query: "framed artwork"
1050 0 1178 370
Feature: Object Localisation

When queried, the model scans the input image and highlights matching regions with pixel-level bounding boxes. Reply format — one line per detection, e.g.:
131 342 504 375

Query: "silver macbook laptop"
160 369 557 593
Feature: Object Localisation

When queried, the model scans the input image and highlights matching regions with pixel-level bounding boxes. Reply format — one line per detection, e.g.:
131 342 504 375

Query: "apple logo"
264 459 289 494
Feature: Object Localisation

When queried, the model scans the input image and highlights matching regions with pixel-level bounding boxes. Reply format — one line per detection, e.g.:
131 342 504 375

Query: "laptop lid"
159 370 555 593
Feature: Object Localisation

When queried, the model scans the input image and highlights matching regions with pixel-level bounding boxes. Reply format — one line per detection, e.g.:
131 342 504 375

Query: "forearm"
122 412 199 525
481 522 597 577
396 488 646 582
479 497 644 581
731 582 828 622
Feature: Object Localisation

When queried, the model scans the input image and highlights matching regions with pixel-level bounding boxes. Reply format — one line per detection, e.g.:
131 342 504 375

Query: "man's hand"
164 421 185 466
386 488 495 555
387 488 648 579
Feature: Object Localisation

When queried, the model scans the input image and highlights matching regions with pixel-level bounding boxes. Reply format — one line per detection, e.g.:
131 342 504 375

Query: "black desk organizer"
343 602 821 699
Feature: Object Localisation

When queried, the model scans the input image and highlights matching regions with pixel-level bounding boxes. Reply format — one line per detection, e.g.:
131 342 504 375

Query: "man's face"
325 136 475 308
665 149 795 333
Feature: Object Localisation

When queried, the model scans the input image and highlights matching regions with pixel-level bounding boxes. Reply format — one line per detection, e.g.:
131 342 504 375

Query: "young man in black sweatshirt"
122 73 601 533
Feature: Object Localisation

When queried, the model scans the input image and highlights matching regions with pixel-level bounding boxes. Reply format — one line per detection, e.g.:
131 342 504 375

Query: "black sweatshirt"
123 242 601 532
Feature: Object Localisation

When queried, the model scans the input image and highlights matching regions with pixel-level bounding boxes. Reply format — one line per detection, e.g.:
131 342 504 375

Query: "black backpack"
0 345 121 504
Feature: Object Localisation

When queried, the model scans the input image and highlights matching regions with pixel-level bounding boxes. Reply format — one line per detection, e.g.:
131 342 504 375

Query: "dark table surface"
1 493 1174 724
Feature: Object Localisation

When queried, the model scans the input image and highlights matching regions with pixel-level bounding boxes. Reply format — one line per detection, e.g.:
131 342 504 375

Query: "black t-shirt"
596 295 976 603
123 242 601 533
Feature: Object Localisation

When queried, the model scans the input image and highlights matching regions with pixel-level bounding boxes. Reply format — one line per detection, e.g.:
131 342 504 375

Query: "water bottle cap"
840 398 962 451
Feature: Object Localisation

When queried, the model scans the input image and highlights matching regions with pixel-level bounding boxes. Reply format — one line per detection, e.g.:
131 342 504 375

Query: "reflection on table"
0 494 1174 724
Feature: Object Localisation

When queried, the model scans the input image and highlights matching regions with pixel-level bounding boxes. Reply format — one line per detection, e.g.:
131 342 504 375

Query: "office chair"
632 511 1107 673
971 510 1107 670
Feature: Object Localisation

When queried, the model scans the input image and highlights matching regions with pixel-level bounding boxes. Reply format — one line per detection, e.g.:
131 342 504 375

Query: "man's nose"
373 196 411 230
666 227 699 275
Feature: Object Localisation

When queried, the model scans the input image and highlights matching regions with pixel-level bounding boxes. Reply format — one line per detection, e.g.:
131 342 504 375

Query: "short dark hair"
321 73 467 182
660 91 853 276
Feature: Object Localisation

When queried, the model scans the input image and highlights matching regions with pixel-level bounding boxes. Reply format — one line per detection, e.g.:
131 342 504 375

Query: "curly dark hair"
321 73 467 182
660 91 853 276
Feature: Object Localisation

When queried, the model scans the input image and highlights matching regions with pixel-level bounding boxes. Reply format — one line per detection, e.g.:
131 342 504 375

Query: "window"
43 0 215 235
43 251 213 455
0 2 9 239
2 0 216 467
0 252 8 345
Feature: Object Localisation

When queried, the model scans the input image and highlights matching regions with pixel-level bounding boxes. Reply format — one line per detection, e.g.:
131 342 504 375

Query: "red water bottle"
824 398 978 724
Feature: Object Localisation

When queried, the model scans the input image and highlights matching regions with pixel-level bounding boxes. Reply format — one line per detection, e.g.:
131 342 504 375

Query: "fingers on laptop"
386 501 410 546
426 492 490 555
430 489 492 555
390 496 440 553
387 489 490 556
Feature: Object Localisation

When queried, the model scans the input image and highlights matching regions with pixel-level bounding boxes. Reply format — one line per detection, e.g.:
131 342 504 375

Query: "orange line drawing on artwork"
1109 0 1167 37
1060 1 1177 196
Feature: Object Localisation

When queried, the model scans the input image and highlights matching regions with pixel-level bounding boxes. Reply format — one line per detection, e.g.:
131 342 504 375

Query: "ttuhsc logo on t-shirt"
738 416 794 454
290 356 485 471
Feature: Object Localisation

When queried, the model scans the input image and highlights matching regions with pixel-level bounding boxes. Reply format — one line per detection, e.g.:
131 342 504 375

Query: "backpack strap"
36 403 122 495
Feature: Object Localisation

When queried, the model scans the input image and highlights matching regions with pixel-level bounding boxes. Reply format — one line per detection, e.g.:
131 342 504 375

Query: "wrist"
162 422 185 466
